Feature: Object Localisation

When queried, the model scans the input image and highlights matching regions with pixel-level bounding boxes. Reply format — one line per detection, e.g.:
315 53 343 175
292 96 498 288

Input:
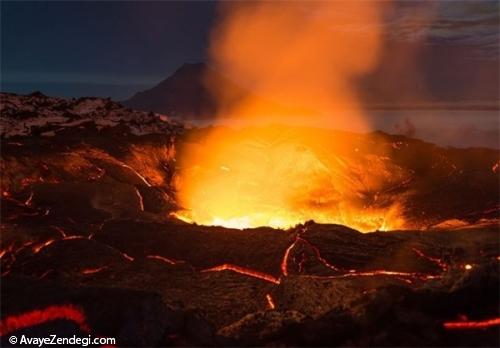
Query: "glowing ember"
201 264 280 284
444 317 500 330
0 305 90 336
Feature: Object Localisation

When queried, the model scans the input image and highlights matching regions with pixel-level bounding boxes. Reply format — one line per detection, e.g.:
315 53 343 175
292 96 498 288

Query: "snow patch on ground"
0 92 183 138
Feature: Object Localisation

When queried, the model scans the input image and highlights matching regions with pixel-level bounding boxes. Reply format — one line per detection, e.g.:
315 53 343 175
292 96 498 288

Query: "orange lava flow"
81 266 108 275
443 317 500 330
279 233 441 282
120 252 135 262
201 264 280 284
336 270 441 282
265 294 276 310
146 255 177 265
0 305 90 336
412 248 448 271
281 237 300 276
299 237 340 272
175 133 407 232
134 187 145 211
32 239 56 253
32 236 87 253
49 225 68 237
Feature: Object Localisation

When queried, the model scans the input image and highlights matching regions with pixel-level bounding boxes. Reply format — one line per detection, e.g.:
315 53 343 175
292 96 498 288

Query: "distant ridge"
123 57 499 122
121 63 244 120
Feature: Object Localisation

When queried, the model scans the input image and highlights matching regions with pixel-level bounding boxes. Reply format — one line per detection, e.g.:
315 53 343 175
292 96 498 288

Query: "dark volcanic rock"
1 92 182 226
1 92 499 347
82 258 276 330
1 276 172 347
274 275 407 318
9 237 131 279
1 223 499 346
94 219 294 277
32 182 142 222
293 222 499 274
216 310 307 345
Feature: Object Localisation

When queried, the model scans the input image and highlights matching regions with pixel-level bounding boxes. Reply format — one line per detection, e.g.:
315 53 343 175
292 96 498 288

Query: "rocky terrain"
1 91 183 138
1 92 499 346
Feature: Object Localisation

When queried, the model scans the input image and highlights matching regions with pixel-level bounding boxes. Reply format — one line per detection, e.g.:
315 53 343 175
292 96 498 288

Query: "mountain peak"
121 62 243 120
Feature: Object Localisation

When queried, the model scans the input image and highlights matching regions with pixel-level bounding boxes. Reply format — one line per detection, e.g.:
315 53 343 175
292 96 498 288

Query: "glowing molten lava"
176 127 407 232
175 1 405 232
443 317 500 330
0 305 90 336
265 294 276 310
202 263 280 284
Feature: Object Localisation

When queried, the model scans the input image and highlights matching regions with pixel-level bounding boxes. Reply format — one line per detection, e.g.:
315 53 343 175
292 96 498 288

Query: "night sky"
1 1 499 102
1 1 216 99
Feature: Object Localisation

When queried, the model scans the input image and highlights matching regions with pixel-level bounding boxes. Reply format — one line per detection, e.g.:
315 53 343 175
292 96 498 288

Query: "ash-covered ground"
1 92 499 346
